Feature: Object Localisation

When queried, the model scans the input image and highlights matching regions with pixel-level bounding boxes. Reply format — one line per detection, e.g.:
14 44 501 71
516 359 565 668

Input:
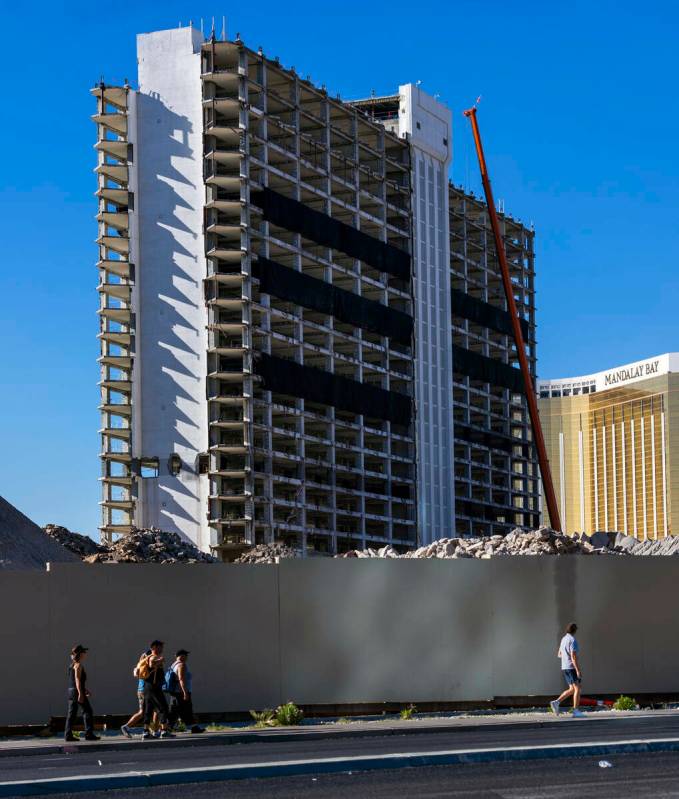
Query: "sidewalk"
2 709 679 797
0 707 666 758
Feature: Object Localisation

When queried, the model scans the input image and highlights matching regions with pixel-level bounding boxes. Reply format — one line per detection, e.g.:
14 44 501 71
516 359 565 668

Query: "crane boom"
463 105 562 532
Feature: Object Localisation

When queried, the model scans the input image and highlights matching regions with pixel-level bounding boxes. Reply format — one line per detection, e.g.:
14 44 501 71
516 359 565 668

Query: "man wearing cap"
65 645 100 742
142 640 173 739
167 649 203 734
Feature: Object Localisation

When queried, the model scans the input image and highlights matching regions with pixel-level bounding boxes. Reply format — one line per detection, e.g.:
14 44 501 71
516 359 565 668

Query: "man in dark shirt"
142 640 174 739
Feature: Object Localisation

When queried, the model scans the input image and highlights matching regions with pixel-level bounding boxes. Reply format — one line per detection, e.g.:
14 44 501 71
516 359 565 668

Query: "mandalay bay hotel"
538 354 679 539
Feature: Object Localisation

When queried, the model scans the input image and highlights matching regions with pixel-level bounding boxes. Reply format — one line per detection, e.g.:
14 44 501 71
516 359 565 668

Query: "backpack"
134 654 151 681
163 666 179 694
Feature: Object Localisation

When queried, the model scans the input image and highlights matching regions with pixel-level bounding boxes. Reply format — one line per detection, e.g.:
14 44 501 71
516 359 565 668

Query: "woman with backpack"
120 648 152 738
166 649 203 734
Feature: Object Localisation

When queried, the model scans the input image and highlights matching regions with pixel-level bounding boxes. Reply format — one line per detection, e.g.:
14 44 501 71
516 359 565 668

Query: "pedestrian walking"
140 640 174 739
166 650 203 734
64 645 100 741
120 649 151 738
550 622 584 717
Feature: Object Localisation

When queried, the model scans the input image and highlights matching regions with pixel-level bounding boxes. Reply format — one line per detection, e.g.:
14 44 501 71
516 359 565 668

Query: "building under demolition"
93 26 539 555
449 187 539 536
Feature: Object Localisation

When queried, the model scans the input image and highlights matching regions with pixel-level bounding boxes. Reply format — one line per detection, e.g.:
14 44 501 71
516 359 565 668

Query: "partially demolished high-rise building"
93 26 538 556
448 187 540 536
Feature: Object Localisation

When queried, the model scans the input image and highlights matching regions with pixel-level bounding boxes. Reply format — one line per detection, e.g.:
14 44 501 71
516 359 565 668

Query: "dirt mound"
0 496 80 570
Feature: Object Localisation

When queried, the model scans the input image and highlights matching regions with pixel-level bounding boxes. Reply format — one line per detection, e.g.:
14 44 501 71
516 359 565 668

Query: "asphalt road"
3 713 679 783
31 751 679 798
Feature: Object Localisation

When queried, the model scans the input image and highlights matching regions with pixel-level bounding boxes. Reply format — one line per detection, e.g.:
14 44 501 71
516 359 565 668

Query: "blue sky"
1 0 677 534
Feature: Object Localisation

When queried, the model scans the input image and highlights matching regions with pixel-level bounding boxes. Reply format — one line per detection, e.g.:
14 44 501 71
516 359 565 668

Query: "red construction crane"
463 105 562 532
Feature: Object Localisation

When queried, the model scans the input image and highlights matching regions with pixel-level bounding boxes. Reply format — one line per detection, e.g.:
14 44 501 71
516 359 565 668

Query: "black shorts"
143 684 169 725
562 668 581 686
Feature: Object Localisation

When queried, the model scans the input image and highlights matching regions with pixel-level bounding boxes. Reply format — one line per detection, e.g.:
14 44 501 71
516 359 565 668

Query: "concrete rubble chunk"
233 543 300 564
587 531 614 550
442 541 456 557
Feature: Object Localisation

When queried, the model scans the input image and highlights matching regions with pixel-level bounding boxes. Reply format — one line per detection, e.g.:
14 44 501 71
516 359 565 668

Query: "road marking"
3 737 679 796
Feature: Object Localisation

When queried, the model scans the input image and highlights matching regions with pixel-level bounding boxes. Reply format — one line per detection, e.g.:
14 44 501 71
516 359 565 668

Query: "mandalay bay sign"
603 358 661 387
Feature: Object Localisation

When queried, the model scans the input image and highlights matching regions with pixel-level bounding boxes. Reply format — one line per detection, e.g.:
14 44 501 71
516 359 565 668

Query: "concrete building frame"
449 188 540 536
94 28 418 555
93 26 541 553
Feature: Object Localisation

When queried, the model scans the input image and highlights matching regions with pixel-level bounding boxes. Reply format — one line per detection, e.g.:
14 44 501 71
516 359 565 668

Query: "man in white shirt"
549 622 584 717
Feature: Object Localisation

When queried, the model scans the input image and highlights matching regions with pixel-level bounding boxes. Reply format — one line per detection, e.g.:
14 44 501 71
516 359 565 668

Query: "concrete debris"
44 525 217 564
234 543 301 564
43 524 103 558
612 533 679 556
236 527 679 563
28 521 679 567
340 527 638 560
0 496 80 570
96 529 217 563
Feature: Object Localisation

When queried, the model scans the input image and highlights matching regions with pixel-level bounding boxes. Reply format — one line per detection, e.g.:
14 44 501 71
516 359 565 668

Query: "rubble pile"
43 525 217 564
36 522 679 567
89 529 217 564
617 534 679 556
234 543 300 564
341 528 623 560
43 524 103 557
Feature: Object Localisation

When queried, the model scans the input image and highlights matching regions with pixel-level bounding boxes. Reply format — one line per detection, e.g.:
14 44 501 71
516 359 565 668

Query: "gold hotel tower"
538 354 679 538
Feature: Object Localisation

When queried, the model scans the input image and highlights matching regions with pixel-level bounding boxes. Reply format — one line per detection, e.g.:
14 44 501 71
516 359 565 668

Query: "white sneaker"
120 724 133 739
549 700 560 716
572 709 585 718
